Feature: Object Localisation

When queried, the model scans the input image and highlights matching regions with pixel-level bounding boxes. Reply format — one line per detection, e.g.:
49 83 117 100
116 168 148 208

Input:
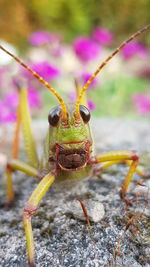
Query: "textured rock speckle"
0 118 150 267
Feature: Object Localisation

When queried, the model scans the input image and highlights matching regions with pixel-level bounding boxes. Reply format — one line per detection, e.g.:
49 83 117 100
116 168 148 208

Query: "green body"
40 104 94 181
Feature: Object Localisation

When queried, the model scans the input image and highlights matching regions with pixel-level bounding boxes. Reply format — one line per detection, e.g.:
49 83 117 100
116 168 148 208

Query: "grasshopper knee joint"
23 204 37 219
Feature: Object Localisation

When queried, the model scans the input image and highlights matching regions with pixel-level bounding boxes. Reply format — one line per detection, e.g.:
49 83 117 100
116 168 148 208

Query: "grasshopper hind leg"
92 150 140 201
5 85 39 204
93 159 148 178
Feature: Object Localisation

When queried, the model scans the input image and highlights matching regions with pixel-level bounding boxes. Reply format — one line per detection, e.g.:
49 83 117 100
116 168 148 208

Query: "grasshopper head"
48 103 93 170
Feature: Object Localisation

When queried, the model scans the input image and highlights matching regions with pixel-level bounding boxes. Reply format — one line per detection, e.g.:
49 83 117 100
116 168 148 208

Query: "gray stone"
66 200 105 223
0 118 150 267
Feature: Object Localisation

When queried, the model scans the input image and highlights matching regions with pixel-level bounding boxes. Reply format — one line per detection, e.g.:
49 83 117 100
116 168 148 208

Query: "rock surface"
0 118 150 267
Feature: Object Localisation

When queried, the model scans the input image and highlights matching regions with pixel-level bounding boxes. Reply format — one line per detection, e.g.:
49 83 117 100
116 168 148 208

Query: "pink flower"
67 92 95 111
73 37 101 62
0 88 42 123
21 61 60 81
132 93 150 115
52 46 63 57
122 41 147 60
0 101 17 123
93 27 113 46
4 88 41 109
4 92 18 108
81 73 98 88
87 100 96 110
28 87 41 108
28 31 60 46
68 92 77 102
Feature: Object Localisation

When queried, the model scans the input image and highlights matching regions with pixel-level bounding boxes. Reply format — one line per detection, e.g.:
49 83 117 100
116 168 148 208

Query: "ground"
0 118 150 267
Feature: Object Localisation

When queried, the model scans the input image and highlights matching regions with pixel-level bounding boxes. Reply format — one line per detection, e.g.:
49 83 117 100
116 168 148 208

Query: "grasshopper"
0 24 150 267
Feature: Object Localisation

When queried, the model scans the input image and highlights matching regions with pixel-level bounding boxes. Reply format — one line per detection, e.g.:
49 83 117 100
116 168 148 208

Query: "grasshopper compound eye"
48 106 61 127
79 105 90 123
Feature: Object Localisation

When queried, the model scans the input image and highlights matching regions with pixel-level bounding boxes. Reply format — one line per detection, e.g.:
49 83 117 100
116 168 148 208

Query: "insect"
0 24 150 267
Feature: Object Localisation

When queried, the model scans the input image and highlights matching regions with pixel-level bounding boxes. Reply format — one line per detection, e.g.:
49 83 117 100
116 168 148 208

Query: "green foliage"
0 1 149 119
90 76 149 117
40 76 149 118
0 0 150 46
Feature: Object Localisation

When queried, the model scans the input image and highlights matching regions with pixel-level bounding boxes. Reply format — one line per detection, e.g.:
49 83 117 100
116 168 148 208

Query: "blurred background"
0 0 150 123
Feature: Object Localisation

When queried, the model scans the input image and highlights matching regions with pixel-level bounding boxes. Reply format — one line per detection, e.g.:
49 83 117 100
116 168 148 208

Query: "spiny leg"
124 160 149 178
5 85 39 204
6 159 39 204
95 159 146 177
19 87 39 168
11 95 22 159
77 199 92 237
5 92 22 202
23 173 55 267
93 150 139 200
6 165 15 203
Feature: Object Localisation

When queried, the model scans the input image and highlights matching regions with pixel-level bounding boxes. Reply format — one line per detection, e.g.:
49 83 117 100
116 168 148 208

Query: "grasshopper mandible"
0 24 150 267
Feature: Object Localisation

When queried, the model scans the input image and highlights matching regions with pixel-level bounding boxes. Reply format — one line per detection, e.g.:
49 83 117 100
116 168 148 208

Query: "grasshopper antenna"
0 45 68 121
75 24 150 118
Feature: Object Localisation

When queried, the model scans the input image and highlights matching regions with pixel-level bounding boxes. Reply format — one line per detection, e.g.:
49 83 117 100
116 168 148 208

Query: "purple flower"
132 93 150 115
4 92 18 108
4 88 41 109
122 41 147 60
29 31 60 46
28 87 41 108
21 61 60 81
93 27 113 46
52 46 63 57
73 37 101 62
67 92 95 111
87 100 96 110
0 101 17 123
81 73 98 88
68 92 77 102
0 88 42 123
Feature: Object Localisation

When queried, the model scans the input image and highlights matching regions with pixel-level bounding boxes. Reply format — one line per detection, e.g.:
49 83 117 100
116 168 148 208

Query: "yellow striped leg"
6 166 15 203
23 173 55 267
5 86 39 203
5 91 22 203
11 95 22 159
98 160 146 177
95 150 139 200
20 87 38 168
6 159 39 204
